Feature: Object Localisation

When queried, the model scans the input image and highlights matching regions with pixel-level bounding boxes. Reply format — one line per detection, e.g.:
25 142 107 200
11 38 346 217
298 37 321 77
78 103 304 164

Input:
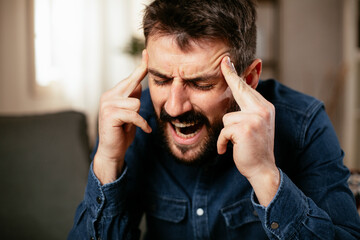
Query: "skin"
93 35 280 207
147 36 233 162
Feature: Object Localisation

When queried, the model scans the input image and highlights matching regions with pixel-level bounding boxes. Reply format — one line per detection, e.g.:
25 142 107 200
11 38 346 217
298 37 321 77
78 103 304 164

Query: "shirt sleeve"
251 105 360 240
251 170 337 239
68 162 140 240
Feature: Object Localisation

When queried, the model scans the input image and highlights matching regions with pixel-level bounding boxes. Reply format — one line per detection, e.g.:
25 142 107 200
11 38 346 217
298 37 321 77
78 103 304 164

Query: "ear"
243 59 262 89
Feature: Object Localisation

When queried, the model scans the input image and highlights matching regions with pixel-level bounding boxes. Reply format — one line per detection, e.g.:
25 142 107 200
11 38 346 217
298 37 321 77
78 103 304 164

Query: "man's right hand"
94 50 152 185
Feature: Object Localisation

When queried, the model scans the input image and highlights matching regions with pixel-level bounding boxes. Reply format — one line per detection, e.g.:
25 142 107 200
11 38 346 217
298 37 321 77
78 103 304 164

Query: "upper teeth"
172 122 196 128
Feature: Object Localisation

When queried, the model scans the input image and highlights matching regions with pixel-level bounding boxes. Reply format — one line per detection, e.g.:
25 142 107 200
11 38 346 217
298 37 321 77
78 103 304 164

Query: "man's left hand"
217 56 280 206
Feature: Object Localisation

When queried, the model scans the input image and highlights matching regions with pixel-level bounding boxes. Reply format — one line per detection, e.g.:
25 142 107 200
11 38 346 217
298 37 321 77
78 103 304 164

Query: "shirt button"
196 208 204 216
96 196 102 204
271 222 279 229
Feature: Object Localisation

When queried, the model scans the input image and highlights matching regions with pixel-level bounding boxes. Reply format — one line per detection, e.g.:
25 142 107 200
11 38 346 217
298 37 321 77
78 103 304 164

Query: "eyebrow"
148 68 172 80
148 68 220 82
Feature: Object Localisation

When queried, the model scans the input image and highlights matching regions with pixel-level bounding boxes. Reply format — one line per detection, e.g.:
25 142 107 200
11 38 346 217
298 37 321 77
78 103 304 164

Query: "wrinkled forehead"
146 35 230 79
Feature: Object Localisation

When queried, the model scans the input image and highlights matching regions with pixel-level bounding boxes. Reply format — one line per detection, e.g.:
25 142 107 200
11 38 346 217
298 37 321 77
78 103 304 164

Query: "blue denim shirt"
69 80 360 240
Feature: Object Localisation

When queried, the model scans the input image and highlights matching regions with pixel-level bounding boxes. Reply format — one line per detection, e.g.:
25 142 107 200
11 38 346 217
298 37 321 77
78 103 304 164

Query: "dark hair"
143 0 257 74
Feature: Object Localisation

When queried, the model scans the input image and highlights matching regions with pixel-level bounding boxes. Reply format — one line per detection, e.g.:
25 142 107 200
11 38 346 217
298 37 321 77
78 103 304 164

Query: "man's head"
143 0 260 164
143 0 257 75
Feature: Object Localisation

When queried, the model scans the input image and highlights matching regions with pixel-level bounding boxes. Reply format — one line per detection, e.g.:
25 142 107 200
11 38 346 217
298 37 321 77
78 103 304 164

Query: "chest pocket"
146 193 187 223
221 199 259 228
221 199 266 239
145 193 188 239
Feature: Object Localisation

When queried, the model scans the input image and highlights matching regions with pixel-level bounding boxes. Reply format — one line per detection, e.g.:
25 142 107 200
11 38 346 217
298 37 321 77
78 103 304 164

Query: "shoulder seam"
297 100 324 150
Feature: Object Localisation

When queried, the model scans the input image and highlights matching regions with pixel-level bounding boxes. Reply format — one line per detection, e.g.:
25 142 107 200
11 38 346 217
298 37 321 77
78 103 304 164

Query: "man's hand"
94 50 152 185
217 56 279 206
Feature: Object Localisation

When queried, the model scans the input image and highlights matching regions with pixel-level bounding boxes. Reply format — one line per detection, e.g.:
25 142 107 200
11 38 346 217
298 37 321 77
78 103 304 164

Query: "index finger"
220 56 261 110
114 49 149 97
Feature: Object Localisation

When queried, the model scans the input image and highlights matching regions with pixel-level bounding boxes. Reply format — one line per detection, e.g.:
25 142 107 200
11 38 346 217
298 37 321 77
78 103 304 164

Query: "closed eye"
188 81 215 90
153 78 172 86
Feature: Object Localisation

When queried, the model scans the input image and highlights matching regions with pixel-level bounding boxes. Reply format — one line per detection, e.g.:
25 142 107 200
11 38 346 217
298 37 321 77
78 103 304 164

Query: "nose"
164 80 192 117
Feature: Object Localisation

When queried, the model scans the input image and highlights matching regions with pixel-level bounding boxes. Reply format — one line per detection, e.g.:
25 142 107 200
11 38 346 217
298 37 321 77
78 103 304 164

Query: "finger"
217 127 233 155
102 97 141 112
220 56 261 110
222 111 249 127
114 49 148 97
115 109 152 133
104 108 151 134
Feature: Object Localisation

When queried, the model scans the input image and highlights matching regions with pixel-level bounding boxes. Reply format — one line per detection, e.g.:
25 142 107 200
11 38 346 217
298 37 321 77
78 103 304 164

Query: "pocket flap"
146 193 187 223
221 199 259 229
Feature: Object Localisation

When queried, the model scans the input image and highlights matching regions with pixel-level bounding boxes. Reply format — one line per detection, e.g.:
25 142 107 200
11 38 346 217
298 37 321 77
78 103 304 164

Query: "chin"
167 137 218 166
170 145 203 164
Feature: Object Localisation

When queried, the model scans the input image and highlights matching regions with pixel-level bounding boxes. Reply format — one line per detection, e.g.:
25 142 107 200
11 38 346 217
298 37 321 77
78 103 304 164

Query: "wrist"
247 165 280 207
93 153 125 185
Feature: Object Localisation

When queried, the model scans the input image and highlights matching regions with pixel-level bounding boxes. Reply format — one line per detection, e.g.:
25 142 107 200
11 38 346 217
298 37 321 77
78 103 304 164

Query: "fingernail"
225 56 232 67
225 56 236 72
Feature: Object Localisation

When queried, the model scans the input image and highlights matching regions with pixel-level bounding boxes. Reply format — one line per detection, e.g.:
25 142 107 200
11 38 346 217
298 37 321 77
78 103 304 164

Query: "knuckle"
127 110 142 124
132 98 141 110
242 117 260 134
258 105 274 122
252 115 263 128
101 90 112 100
126 110 136 119
260 108 271 121
99 101 113 115
219 127 226 137
222 113 230 124
242 124 253 136
101 106 113 119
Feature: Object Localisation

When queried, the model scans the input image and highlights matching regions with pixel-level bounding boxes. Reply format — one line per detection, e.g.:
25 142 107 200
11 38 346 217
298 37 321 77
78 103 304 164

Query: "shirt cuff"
251 169 308 239
84 161 128 218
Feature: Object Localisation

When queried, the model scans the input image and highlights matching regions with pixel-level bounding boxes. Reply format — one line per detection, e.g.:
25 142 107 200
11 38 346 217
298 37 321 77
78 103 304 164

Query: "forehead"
146 36 229 78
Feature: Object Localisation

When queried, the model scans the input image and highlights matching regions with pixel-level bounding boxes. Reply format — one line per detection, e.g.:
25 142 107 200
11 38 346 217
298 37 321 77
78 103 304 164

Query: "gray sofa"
0 111 91 239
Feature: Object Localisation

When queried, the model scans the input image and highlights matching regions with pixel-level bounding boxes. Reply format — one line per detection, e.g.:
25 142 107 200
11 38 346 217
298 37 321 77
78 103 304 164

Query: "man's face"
147 35 236 164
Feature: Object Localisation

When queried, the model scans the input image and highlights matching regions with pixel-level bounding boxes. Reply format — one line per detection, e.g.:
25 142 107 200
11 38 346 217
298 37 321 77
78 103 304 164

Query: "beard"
156 100 239 166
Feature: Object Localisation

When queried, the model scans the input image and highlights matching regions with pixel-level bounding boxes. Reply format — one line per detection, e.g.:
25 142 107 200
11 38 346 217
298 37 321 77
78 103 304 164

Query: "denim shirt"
69 80 360 240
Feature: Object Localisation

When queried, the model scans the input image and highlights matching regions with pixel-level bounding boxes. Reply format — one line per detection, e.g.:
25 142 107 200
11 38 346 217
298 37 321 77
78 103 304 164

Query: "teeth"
175 126 200 139
172 122 196 128
171 121 202 139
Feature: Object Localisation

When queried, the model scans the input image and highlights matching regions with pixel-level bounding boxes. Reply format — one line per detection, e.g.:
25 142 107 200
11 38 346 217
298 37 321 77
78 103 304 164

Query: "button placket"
192 167 211 239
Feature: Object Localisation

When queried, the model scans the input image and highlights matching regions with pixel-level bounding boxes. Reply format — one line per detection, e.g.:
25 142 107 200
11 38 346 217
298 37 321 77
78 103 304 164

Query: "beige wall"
279 0 346 148
279 0 343 97
0 0 70 114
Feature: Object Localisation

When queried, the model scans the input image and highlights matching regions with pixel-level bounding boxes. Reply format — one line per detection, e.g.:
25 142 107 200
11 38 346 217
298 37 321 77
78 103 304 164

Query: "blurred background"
0 0 359 239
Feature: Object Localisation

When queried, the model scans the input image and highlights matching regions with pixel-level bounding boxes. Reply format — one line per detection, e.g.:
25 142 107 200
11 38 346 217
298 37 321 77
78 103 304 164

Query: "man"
69 0 360 239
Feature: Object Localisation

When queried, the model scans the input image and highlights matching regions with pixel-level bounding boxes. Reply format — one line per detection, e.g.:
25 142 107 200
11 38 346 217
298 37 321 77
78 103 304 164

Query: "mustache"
159 108 210 127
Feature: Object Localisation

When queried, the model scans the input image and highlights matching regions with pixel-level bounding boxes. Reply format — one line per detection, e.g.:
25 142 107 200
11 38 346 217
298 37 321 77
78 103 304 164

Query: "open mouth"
171 121 203 139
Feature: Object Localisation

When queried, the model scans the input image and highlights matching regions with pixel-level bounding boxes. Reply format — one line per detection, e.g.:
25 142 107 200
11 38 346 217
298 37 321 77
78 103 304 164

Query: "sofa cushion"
0 111 91 239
